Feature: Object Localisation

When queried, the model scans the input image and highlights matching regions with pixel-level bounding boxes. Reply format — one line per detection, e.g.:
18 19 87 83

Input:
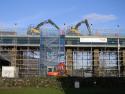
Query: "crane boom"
34 19 60 30
30 19 60 34
75 19 92 35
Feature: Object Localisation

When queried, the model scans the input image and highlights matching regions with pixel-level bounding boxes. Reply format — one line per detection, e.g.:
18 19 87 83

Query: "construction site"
0 19 125 78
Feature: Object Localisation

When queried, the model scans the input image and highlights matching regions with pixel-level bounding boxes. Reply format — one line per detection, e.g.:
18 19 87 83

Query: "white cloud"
84 13 117 22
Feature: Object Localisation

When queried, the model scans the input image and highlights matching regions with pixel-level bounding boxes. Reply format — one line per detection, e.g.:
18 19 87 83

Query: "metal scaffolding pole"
117 25 120 77
118 36 120 77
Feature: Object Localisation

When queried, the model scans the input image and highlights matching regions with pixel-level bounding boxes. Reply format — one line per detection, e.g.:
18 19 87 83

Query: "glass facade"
65 36 125 77
73 51 92 70
65 37 125 46
0 36 40 45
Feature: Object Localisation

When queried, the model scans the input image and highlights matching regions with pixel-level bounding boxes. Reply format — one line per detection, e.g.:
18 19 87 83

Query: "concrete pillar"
11 47 17 66
66 48 73 76
93 49 100 77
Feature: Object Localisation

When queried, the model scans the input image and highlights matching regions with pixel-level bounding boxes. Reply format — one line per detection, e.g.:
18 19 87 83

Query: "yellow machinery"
28 19 60 34
70 19 92 35
28 19 91 35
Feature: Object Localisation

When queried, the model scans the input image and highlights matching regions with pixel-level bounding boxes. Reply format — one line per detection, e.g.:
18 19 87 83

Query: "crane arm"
74 21 84 29
34 19 60 30
48 19 60 30
30 19 60 34
84 19 92 36
74 19 92 35
35 20 49 29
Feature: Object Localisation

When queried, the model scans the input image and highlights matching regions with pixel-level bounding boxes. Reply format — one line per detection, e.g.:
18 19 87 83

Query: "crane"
70 19 92 35
29 19 60 34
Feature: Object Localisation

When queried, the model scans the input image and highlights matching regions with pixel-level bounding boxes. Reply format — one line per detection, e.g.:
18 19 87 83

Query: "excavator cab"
31 28 40 33
70 26 80 35
47 62 66 76
47 66 59 76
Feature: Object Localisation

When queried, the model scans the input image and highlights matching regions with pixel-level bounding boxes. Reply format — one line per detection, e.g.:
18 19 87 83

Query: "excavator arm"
47 19 60 30
31 19 60 33
34 20 49 29
74 19 92 35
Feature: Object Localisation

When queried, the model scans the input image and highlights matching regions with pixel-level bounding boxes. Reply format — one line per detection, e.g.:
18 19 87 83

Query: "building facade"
0 29 125 77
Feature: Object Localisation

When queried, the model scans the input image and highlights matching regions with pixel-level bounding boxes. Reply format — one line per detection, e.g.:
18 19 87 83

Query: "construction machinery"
28 19 60 34
47 62 67 76
70 19 92 35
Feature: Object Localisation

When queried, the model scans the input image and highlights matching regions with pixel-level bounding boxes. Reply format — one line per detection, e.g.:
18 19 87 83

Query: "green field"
0 88 63 94
0 87 125 94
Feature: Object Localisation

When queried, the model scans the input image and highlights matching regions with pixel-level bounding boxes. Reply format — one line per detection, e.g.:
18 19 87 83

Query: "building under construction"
0 19 125 77
0 30 40 77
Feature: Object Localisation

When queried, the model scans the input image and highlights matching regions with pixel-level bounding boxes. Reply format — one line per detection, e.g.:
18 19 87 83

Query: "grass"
0 87 125 94
0 87 64 94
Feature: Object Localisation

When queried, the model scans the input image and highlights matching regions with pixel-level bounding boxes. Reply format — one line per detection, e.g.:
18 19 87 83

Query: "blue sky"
0 0 125 30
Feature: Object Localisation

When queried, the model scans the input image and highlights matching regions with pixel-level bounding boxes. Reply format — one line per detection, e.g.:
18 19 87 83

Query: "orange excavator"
47 62 67 76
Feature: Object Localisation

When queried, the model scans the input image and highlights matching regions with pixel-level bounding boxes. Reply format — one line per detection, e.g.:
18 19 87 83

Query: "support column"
93 49 100 77
16 48 23 77
11 47 17 66
66 48 73 76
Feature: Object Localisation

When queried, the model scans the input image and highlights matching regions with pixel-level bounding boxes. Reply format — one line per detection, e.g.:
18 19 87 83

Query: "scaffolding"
39 27 125 77
0 31 40 77
0 27 125 77
40 28 65 76
65 29 125 77
66 49 123 77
